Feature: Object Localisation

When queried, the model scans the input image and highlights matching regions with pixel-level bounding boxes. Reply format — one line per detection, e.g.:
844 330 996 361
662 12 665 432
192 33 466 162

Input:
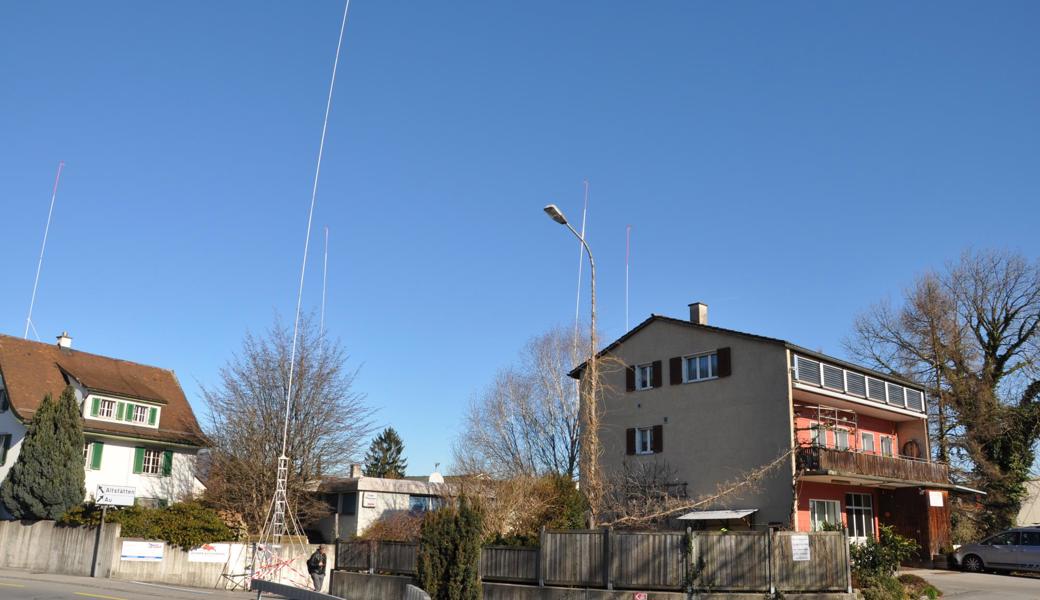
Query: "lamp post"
543 204 600 524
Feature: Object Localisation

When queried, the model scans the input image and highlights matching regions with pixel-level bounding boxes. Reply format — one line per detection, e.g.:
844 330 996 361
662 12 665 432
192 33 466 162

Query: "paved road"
0 568 255 600
908 568 1040 600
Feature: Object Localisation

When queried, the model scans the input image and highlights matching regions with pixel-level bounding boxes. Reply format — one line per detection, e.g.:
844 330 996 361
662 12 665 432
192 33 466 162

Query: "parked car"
953 527 1040 573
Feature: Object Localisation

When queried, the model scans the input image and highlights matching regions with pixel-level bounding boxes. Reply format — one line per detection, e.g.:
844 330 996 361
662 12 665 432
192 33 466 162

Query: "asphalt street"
910 568 1040 600
0 569 255 600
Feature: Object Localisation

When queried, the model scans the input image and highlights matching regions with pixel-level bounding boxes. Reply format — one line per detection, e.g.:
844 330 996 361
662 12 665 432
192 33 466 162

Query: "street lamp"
543 203 600 524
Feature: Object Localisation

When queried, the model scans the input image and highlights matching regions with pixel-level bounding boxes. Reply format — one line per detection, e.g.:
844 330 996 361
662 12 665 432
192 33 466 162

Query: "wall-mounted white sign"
189 543 232 563
121 541 164 562
361 491 377 508
790 535 811 561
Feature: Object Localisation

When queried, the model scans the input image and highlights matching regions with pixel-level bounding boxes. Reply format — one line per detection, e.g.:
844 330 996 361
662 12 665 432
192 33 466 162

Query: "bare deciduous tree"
201 315 373 533
453 327 584 479
846 249 1040 535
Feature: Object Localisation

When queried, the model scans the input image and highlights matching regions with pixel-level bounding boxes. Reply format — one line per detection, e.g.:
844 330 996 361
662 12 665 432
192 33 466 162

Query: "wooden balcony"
796 446 949 486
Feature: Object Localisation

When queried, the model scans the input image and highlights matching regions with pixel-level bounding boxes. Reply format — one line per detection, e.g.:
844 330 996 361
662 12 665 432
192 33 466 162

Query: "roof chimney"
56 331 73 349
688 303 708 325
349 463 362 479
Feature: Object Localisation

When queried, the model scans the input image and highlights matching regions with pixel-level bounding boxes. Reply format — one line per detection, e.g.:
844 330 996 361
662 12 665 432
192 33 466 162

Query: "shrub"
59 501 232 550
417 497 483 600
897 573 942 599
859 574 907 600
850 525 920 582
360 510 423 542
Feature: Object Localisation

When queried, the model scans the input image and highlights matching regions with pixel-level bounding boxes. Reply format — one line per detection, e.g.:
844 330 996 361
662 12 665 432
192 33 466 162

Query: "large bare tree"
202 315 373 533
453 326 584 479
846 249 1040 535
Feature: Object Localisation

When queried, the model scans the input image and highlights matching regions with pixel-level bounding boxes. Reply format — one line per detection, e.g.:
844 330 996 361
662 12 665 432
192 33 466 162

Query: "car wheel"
962 554 985 573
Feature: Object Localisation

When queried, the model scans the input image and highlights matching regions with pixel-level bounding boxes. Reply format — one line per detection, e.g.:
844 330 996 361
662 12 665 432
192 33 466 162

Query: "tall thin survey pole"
573 180 589 341
625 225 631 332
24 161 65 339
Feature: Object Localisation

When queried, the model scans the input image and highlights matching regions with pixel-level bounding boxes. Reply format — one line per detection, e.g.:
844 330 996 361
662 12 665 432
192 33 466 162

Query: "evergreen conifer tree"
362 427 408 478
417 497 484 600
0 386 85 519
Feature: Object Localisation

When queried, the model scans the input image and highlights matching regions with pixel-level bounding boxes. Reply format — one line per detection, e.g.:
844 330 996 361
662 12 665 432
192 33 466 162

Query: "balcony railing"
796 446 949 486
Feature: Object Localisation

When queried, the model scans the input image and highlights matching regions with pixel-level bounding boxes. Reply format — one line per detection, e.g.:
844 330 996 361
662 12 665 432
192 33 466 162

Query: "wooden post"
538 526 546 588
843 531 853 594
685 527 693 594
368 539 376 574
603 526 612 590
767 528 775 596
334 539 340 571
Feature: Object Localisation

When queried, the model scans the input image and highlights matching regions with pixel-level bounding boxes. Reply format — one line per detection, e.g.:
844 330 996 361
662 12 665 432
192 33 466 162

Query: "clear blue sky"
2 2 1037 476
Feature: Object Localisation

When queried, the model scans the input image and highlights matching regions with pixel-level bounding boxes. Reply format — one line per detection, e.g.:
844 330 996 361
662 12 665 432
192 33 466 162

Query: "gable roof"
568 314 924 391
0 334 206 447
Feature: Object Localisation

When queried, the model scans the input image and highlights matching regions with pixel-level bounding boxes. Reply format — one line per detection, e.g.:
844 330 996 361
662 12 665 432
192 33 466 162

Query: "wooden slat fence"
335 529 850 593
479 546 538 583
610 530 686 590
691 531 769 592
771 531 850 592
541 529 606 587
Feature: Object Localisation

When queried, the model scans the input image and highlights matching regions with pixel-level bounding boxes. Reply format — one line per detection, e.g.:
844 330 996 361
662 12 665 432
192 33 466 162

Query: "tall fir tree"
0 386 85 519
417 497 484 600
363 427 408 479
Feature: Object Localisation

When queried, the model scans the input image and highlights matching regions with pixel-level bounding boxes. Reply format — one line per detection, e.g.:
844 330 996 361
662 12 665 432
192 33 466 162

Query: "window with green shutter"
133 447 145 474
90 442 104 470
116 402 126 421
90 397 100 417
161 450 173 477
147 407 157 426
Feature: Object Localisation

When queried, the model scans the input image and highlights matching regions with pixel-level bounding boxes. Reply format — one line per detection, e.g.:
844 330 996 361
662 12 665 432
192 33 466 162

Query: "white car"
953 527 1040 573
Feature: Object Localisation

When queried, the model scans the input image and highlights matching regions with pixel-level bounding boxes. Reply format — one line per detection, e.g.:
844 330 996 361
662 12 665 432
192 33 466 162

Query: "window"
880 436 894 457
810 499 842 531
835 429 850 451
0 434 12 466
636 427 654 454
409 495 441 513
985 531 1020 546
845 493 874 541
861 433 875 453
141 449 162 475
341 492 358 515
808 423 821 446
98 400 115 418
684 352 718 382
636 364 654 390
0 388 8 412
131 405 149 424
1021 531 1040 546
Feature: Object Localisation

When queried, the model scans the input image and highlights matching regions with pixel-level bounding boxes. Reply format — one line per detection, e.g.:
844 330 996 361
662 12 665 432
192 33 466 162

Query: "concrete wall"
0 519 121 577
596 319 795 526
330 570 414 599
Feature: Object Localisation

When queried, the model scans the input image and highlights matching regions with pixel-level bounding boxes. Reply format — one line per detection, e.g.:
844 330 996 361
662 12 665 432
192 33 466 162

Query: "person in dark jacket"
307 546 328 591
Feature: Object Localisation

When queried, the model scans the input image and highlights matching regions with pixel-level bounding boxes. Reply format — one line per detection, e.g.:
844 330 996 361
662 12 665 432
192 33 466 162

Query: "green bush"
417 497 483 600
60 501 232 550
850 525 920 582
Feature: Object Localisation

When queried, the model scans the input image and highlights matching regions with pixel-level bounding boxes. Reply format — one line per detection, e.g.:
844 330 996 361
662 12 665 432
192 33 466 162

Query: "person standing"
307 545 328 591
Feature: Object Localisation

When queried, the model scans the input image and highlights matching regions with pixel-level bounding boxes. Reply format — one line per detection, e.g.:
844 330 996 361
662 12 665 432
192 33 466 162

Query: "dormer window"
131 405 149 424
87 395 160 428
98 399 115 419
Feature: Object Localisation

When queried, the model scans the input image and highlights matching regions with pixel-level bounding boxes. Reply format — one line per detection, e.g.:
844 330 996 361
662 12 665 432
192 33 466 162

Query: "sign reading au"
96 484 135 507
790 534 811 561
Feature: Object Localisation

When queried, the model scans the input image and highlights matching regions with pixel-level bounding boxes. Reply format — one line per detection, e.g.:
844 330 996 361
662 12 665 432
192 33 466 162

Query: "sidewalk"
0 567 253 600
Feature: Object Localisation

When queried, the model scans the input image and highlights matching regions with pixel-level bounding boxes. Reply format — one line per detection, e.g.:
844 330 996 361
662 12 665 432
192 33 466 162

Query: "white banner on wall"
928 491 944 507
189 543 232 563
121 540 164 562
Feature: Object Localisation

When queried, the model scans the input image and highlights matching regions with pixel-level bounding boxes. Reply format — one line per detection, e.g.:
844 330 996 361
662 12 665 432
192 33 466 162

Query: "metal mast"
24 161 65 340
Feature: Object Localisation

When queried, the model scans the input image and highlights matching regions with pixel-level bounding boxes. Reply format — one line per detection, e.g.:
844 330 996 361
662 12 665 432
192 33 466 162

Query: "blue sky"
1 2 1037 476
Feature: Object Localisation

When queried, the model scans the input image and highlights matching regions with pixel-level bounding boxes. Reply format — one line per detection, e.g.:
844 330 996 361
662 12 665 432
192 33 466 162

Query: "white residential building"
0 332 205 514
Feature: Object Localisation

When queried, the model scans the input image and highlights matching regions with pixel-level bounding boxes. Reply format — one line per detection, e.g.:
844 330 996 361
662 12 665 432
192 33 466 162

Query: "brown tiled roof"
0 334 206 447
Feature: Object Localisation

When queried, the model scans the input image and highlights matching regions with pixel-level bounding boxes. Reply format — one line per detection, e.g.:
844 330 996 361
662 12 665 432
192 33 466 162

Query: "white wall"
84 438 203 504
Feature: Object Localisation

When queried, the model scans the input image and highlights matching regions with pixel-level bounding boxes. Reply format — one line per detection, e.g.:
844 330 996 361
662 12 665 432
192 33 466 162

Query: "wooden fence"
335 529 851 593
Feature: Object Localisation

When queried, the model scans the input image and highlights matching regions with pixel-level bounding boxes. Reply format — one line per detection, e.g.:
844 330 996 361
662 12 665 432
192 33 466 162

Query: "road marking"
0 582 26 588
74 593 129 600
131 581 214 594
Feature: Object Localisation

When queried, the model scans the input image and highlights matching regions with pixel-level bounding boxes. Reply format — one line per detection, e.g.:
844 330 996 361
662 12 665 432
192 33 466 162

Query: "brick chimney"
56 331 73 349
349 463 362 479
688 303 708 325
